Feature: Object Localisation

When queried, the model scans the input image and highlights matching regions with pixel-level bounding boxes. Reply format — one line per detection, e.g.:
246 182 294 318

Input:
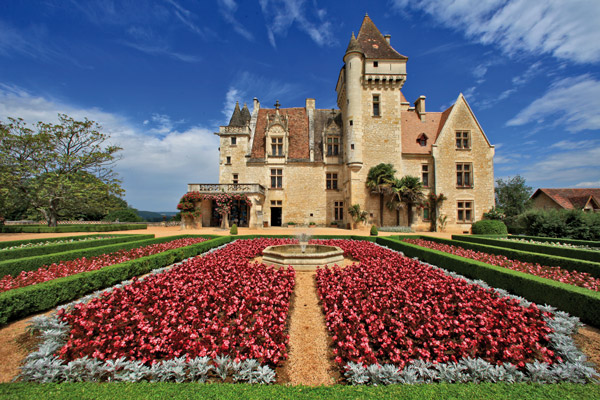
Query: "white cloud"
550 139 599 150
223 87 243 121
217 0 254 41
120 40 201 62
392 0 600 64
522 146 600 186
507 74 600 132
259 0 336 48
0 84 218 211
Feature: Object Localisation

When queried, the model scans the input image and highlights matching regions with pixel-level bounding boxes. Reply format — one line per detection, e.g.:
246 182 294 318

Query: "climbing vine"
177 191 251 219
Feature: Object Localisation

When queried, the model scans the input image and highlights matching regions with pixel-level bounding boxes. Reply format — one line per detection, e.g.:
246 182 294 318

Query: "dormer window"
417 133 428 147
326 137 339 156
271 137 283 156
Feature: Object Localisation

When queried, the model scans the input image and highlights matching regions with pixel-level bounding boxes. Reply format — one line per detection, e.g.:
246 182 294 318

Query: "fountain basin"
262 244 344 270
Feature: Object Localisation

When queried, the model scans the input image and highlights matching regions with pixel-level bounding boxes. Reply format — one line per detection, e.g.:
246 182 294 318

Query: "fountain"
262 232 344 270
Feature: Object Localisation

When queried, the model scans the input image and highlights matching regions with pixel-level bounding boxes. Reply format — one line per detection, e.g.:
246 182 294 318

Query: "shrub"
104 208 144 223
518 209 600 240
379 226 414 233
472 220 507 235
230 224 238 235
370 225 378 236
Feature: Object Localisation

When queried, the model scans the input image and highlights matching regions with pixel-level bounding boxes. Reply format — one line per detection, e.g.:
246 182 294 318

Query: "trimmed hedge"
0 235 210 279
509 234 600 248
406 235 600 279
378 237 600 326
1 224 147 233
0 234 154 262
453 235 600 263
0 236 230 325
1 382 599 400
471 220 508 235
0 234 114 249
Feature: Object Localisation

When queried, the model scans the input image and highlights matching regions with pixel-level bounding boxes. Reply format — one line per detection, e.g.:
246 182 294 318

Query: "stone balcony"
187 183 266 197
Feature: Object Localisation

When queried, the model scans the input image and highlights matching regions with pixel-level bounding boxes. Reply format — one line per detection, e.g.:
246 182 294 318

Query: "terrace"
187 183 266 197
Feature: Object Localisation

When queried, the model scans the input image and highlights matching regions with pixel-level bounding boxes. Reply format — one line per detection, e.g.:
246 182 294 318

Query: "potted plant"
309 221 316 228
348 204 368 230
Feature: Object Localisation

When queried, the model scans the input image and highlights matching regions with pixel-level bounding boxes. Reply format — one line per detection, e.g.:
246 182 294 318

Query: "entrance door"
270 207 282 227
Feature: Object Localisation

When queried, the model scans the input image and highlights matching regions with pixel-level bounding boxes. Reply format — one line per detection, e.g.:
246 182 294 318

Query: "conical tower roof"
356 14 407 60
240 103 251 125
228 101 245 126
345 32 363 56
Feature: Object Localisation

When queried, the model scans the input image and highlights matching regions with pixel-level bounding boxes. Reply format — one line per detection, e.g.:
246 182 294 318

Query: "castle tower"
336 15 408 220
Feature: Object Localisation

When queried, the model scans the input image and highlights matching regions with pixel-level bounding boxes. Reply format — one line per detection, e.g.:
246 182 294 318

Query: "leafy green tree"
0 114 123 226
366 163 396 226
391 176 425 227
104 208 143 223
495 175 533 219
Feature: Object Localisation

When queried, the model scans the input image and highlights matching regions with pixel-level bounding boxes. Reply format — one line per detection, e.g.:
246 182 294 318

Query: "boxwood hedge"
404 235 600 279
453 235 600 263
378 237 600 327
0 234 154 262
0 235 202 278
1 224 147 233
0 236 230 325
0 234 114 249
508 234 600 248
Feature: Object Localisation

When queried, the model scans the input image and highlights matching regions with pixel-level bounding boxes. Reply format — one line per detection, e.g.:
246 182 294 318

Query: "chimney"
305 98 315 110
252 97 260 113
384 34 391 44
415 95 426 122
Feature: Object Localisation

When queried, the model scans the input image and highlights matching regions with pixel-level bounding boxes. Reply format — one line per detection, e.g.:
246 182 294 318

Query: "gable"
434 94 493 148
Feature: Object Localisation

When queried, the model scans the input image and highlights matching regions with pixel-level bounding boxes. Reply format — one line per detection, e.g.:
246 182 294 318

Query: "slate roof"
228 102 246 126
401 106 453 154
356 14 407 60
532 188 600 210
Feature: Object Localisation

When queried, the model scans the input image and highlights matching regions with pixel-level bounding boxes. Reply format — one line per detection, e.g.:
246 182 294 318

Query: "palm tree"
392 175 425 227
366 163 396 226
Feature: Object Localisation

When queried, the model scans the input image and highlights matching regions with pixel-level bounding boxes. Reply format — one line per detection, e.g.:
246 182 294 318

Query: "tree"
366 163 396 226
0 114 123 226
104 208 143 223
495 175 533 219
391 176 425 227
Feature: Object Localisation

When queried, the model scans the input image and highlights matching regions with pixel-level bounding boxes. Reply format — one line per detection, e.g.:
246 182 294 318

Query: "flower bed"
314 239 596 384
0 236 115 252
0 238 208 293
503 237 600 251
404 239 600 292
48 239 294 379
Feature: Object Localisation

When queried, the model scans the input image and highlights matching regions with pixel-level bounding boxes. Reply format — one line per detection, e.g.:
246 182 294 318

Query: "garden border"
0 235 228 324
453 235 600 263
1 224 147 233
418 235 600 279
378 237 600 327
0 234 154 262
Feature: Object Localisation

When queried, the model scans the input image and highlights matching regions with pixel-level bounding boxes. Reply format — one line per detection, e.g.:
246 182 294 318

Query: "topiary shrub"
471 220 507 235
230 224 238 235
370 225 378 236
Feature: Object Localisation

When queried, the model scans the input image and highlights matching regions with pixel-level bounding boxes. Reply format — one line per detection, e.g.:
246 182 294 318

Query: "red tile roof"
356 15 407 60
401 107 452 154
533 188 600 210
251 108 309 160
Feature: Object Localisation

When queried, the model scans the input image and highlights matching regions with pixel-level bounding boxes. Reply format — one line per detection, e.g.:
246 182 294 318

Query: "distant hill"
137 210 178 222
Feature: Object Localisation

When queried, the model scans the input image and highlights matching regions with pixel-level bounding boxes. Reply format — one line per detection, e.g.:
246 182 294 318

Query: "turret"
343 32 364 170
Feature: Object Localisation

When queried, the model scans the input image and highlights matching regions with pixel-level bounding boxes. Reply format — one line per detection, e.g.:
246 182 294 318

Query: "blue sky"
1 0 599 212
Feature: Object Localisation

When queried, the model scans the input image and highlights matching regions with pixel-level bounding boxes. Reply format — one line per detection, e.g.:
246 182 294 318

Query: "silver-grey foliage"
340 244 600 385
19 245 277 384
